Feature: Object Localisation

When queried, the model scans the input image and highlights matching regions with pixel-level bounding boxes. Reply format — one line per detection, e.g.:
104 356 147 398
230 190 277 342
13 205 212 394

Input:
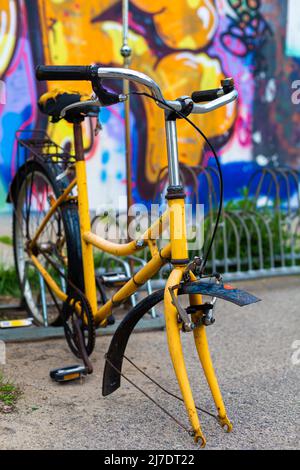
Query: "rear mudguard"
102 282 260 396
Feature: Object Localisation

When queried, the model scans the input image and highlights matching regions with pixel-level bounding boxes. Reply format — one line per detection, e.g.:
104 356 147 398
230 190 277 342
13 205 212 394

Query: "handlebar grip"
36 65 98 81
191 88 222 103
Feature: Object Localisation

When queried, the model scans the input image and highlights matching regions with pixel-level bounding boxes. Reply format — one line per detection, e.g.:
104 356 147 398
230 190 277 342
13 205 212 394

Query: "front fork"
189 271 233 433
164 268 206 446
164 195 232 446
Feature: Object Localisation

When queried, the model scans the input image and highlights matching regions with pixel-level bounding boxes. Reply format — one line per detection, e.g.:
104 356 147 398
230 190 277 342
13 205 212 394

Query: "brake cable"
129 91 224 275
122 354 219 421
105 353 219 438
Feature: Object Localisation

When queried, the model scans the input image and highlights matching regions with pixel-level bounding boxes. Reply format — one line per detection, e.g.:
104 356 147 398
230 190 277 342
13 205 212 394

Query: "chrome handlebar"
58 66 238 119
96 67 238 113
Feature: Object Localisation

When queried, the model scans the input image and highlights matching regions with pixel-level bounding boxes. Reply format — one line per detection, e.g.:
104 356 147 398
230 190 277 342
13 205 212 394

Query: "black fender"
102 282 260 396
179 280 261 307
102 289 164 396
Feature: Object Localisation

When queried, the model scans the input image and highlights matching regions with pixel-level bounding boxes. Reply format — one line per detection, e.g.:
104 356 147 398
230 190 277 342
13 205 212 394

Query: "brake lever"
91 77 127 106
60 99 101 119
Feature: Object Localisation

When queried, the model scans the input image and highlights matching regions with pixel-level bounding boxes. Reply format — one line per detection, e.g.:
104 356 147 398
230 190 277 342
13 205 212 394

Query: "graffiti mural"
0 0 300 212
221 0 273 71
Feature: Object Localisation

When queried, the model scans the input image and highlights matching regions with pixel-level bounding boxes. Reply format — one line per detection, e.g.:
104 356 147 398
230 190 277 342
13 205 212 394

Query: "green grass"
0 236 13 246
0 372 22 412
0 263 54 298
0 265 20 297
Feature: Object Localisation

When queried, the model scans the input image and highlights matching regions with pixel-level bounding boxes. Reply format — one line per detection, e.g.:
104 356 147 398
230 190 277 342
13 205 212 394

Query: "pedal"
98 272 131 288
50 365 88 383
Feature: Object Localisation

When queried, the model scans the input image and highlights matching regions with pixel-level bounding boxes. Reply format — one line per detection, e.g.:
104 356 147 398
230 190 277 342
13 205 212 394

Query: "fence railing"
89 164 300 284
149 164 300 282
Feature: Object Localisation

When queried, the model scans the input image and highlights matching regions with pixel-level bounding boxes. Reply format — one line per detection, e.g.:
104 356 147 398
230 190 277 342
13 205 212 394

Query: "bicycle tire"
12 159 84 326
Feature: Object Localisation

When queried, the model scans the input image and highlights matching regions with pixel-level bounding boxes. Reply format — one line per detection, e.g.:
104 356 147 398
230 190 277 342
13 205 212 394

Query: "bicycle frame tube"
30 254 68 303
164 114 189 264
95 243 171 325
27 112 188 313
74 122 98 315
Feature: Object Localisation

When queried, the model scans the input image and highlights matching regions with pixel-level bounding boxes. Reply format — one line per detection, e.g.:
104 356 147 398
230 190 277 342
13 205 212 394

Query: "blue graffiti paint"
102 150 110 165
100 169 107 182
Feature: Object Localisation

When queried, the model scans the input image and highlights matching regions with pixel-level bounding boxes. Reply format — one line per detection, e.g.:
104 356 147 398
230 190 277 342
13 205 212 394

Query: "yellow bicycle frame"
28 116 232 447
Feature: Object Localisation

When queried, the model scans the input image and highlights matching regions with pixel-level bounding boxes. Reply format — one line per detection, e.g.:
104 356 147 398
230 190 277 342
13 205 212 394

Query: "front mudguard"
102 281 260 396
102 289 165 396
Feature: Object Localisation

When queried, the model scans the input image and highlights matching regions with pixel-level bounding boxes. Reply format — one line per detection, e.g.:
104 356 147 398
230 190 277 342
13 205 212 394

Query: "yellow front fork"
164 269 206 446
164 196 232 445
164 196 206 446
189 272 233 432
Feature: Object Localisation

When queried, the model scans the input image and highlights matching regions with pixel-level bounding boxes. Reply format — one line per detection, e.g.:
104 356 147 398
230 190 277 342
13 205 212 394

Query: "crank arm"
73 318 93 374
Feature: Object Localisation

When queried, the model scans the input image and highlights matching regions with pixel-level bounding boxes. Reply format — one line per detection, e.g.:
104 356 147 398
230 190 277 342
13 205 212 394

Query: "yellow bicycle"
9 65 260 447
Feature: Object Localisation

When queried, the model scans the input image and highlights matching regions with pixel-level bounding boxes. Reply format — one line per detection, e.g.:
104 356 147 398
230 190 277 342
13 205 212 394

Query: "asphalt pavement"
0 276 299 450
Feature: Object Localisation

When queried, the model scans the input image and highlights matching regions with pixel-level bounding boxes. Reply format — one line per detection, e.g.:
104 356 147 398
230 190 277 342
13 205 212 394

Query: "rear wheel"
12 160 84 326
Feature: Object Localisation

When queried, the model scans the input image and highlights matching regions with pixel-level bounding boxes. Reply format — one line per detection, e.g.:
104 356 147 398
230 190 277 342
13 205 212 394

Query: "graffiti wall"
0 0 300 212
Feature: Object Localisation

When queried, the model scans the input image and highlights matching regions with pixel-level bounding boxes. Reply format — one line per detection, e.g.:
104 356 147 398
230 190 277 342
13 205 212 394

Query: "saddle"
38 89 99 123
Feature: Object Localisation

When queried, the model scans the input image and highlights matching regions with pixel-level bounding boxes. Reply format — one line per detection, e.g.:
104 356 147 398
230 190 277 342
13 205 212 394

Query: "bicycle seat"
38 89 99 123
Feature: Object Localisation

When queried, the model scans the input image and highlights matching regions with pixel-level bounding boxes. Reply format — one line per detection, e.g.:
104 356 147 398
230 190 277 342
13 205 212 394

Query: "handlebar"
191 88 223 103
36 65 98 81
35 65 238 114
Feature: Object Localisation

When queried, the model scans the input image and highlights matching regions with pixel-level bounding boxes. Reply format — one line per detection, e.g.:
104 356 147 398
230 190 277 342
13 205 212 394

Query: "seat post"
73 121 85 161
73 121 98 315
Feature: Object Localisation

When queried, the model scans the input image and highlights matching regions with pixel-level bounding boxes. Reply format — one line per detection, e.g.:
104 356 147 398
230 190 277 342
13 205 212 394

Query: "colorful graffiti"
0 0 300 212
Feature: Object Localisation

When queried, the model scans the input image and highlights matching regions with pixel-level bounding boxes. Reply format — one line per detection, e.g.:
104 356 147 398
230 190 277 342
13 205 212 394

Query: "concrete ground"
0 277 299 450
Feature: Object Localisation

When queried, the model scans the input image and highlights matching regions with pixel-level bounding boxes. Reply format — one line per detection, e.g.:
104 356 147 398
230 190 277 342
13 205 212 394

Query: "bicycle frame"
27 115 231 446
28 113 191 319
25 66 241 446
